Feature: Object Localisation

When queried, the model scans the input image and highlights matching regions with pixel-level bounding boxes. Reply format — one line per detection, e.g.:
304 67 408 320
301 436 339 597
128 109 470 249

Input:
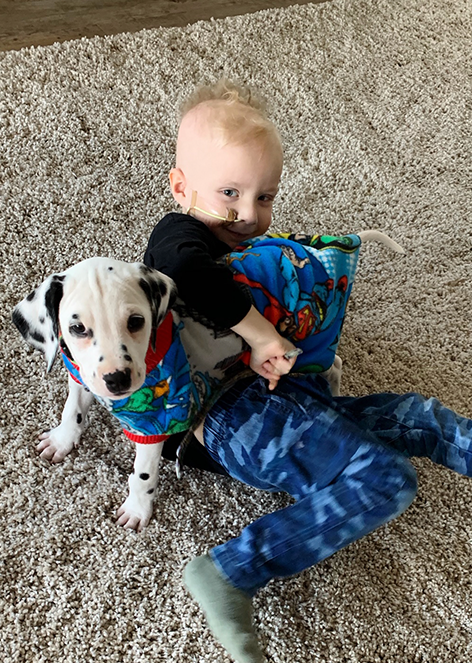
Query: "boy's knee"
352 444 418 524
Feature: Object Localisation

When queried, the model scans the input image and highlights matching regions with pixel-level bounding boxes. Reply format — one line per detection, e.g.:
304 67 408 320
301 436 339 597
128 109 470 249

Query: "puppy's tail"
358 230 405 254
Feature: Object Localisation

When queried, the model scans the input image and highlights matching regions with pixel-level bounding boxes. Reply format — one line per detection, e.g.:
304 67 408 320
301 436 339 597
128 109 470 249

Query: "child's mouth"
225 227 251 242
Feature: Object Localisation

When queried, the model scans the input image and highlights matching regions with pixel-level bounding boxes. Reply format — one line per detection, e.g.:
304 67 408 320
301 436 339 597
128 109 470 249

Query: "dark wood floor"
0 0 326 51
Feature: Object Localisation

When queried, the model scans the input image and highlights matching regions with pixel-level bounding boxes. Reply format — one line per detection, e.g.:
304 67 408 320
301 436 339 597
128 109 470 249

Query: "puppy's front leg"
37 374 94 462
116 442 163 531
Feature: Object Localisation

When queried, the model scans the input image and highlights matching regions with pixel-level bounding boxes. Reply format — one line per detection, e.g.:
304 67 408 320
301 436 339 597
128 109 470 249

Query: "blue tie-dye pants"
203 374 472 597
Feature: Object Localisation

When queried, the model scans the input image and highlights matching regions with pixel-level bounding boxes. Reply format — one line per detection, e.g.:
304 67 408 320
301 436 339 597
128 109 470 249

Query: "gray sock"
184 554 264 663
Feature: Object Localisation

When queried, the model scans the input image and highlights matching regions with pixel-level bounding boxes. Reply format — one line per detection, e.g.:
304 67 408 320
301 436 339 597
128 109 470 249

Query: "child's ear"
169 168 188 207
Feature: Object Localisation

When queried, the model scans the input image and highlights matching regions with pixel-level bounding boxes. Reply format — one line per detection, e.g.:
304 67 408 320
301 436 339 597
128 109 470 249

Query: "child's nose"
236 201 258 227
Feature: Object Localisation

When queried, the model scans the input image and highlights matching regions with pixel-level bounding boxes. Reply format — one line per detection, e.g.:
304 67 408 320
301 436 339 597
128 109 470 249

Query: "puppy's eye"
127 315 145 333
69 323 87 337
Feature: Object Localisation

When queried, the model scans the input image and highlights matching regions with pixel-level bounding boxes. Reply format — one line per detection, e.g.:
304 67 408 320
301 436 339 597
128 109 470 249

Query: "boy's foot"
184 554 264 663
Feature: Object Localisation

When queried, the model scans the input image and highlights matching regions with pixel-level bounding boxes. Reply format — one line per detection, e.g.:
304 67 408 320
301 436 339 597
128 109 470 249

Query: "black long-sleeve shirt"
144 212 253 476
144 212 252 329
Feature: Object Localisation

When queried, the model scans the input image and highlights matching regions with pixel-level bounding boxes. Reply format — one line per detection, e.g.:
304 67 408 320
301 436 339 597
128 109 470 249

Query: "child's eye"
259 194 275 203
222 189 238 198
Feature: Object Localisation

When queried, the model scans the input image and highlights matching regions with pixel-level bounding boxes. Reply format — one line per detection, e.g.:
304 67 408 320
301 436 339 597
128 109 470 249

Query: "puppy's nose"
103 368 132 395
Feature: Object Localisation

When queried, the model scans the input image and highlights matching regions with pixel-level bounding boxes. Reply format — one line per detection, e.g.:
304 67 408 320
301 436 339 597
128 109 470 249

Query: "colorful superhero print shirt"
60 233 362 444
228 232 361 374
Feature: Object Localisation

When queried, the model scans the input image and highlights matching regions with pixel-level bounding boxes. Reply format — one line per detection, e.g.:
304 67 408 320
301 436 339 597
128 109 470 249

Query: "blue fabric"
227 233 361 373
60 326 198 438
203 374 472 596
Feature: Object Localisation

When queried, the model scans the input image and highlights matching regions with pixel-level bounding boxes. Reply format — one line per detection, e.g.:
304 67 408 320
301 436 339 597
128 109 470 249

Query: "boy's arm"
231 306 298 390
145 214 251 328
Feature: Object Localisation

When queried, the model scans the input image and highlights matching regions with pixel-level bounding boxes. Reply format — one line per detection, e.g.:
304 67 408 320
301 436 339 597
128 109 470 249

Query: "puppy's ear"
12 273 66 372
137 265 177 350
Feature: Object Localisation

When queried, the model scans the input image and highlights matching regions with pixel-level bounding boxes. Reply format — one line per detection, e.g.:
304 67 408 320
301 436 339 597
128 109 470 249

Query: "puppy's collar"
123 312 174 446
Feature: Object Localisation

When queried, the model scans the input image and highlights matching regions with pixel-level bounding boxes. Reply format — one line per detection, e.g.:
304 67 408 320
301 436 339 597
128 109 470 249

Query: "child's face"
171 133 283 249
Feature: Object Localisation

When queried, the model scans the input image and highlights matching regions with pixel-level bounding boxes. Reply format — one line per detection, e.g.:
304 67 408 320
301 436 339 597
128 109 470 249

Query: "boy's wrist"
231 306 281 348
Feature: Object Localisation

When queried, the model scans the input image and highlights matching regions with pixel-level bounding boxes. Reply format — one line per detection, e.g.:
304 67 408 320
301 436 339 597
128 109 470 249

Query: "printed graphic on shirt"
224 233 360 373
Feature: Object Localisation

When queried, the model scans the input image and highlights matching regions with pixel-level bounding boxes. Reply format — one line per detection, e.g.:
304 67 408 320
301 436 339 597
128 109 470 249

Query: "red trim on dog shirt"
122 429 169 445
145 311 174 373
69 372 83 385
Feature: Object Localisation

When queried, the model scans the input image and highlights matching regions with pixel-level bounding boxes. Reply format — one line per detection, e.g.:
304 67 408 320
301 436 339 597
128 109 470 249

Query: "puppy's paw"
116 495 153 532
36 423 80 463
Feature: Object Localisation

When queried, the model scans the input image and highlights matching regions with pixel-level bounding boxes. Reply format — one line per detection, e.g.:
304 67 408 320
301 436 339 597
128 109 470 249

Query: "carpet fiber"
1 1 472 661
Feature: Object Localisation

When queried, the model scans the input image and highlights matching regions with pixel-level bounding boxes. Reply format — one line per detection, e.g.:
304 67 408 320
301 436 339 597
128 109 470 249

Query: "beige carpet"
1 0 472 661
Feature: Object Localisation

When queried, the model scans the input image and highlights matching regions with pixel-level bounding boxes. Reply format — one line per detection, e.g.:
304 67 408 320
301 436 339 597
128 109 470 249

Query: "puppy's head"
13 258 176 399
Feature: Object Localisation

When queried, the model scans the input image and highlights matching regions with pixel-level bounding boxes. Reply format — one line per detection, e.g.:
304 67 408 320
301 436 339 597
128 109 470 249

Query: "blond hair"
179 78 282 150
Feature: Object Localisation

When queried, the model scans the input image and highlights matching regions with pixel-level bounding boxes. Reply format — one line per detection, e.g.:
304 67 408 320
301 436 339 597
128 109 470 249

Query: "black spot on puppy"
45 280 63 338
124 354 132 362
108 266 113 271
159 281 168 298
26 290 36 302
139 278 161 313
77 413 82 424
32 330 46 344
39 316 45 324
140 473 150 481
147 488 154 495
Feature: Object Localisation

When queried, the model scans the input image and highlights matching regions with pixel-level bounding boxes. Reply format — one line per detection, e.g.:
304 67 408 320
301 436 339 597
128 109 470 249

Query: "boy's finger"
262 360 284 376
266 357 295 373
257 363 281 382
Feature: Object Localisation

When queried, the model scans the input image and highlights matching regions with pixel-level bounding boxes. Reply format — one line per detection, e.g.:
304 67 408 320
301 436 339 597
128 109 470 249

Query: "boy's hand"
250 337 300 390
231 306 301 390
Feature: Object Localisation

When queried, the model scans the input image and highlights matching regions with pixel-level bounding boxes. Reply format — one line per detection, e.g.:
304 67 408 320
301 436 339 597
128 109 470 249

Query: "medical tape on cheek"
186 190 242 223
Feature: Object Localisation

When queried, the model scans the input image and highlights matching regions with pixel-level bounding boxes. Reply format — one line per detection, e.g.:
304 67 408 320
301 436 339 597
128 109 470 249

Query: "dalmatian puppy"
13 258 179 530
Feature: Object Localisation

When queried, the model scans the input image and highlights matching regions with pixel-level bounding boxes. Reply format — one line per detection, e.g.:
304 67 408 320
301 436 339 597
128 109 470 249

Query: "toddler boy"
144 79 299 390
142 81 472 663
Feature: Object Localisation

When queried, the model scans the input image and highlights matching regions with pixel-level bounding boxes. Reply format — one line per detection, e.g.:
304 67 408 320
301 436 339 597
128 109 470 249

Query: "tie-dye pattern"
203 374 472 596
